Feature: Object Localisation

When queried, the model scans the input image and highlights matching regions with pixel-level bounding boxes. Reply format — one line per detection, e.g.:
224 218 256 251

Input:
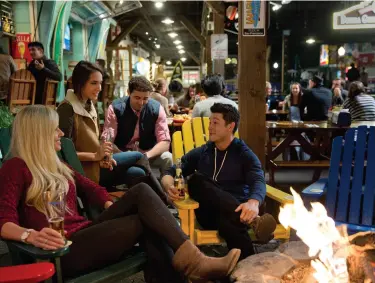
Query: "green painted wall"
63 21 86 77
37 1 56 58
13 1 31 33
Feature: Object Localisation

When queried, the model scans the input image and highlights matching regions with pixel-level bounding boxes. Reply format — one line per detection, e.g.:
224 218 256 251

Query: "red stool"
0 262 55 283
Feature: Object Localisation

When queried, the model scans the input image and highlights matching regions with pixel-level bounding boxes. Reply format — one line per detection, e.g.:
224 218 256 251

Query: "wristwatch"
20 229 33 243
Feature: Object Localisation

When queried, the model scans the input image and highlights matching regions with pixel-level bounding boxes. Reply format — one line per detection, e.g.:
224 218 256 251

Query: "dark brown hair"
72 61 102 111
152 78 167 94
128 76 153 94
348 81 365 99
210 103 240 133
28 41 44 51
184 84 196 99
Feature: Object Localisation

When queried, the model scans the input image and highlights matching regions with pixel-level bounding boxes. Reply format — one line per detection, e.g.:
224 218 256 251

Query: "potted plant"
0 101 13 129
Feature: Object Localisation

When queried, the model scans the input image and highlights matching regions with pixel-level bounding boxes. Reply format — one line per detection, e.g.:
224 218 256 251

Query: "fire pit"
230 189 375 283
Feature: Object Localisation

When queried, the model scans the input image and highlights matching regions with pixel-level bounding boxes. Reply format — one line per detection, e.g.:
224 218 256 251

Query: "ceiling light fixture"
176 45 184 49
338 46 345 57
145 32 149 35
273 62 279 69
178 50 185 54
181 57 187 62
162 18 174 25
173 40 182 45
168 32 178 38
119 0 124 4
306 38 315 44
272 4 281 11
154 1 164 9
155 44 160 49
166 61 172 65
149 37 152 41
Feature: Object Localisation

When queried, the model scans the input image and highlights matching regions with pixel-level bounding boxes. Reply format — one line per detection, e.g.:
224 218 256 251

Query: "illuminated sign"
333 1 375 30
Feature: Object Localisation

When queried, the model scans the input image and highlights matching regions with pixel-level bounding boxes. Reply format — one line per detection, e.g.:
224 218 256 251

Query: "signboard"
211 34 228 60
333 1 375 30
11 33 32 63
358 53 375 66
320 45 329 66
242 0 266 36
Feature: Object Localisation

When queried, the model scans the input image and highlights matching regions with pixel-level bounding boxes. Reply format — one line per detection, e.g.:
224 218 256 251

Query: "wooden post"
213 13 225 76
238 1 267 166
206 35 212 75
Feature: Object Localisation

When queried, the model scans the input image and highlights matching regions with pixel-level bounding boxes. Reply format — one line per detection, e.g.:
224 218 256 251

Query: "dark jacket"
300 85 332 121
346 67 360 82
27 56 62 104
112 96 160 151
163 138 266 203
332 87 348 106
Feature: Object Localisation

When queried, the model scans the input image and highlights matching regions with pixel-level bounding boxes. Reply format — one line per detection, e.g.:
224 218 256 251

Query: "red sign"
11 33 32 63
358 53 375 67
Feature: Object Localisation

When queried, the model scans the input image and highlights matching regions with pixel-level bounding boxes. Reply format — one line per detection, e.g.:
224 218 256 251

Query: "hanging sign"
333 1 375 30
211 34 228 60
11 33 32 62
242 0 266 36
171 60 183 83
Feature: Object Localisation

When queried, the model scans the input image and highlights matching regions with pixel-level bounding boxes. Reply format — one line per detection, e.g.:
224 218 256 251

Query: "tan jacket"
59 90 101 183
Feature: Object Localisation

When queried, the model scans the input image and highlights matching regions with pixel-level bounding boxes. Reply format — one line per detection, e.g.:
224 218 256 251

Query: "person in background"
0 47 17 100
162 103 275 260
283 83 302 112
192 74 238 118
175 84 196 108
27 42 62 104
342 81 375 121
0 105 241 283
168 79 184 106
331 78 348 101
57 61 146 189
102 76 173 175
346 63 360 83
332 87 344 107
360 67 369 87
151 78 172 117
265 81 283 110
299 75 332 121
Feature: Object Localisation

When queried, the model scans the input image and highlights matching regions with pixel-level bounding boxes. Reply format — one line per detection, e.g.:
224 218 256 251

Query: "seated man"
102 76 172 175
161 103 276 259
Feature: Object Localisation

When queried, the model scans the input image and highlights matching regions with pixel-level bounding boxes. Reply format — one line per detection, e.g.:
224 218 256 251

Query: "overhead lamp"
168 32 178 38
181 57 187 62
173 40 182 45
155 38 157 41
273 62 279 69
166 61 172 65
149 37 152 41
207 14 210 18
281 0 292 4
178 50 185 54
145 32 149 35
119 0 124 4
154 1 164 9
338 46 345 57
162 18 174 25
99 14 106 19
176 45 184 49
155 44 161 49
272 4 281 11
306 38 315 44
235 12 238 19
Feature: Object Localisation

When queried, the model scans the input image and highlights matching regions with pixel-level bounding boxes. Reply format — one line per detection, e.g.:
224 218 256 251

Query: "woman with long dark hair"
342 81 375 121
0 105 241 282
57 61 146 188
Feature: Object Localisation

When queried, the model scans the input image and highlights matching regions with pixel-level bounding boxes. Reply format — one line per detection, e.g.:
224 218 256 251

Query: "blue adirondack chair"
302 126 375 235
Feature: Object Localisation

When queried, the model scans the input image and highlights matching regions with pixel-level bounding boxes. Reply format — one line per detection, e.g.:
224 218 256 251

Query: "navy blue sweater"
164 138 266 203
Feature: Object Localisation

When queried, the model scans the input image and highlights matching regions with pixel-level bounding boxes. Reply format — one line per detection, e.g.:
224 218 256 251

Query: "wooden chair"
43 79 59 107
172 117 293 245
302 126 375 235
8 70 36 113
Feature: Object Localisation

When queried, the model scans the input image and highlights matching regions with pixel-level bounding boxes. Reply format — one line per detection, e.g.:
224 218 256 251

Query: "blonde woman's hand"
26 228 65 250
99 157 117 170
95 142 112 161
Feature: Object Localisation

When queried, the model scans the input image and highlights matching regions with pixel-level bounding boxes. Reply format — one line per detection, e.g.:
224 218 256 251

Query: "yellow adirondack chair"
172 117 293 245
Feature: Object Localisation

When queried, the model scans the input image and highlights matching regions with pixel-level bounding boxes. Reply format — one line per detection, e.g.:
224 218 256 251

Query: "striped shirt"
342 94 375 121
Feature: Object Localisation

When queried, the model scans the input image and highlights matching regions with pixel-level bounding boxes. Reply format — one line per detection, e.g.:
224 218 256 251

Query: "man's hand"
104 201 113 209
166 185 182 201
235 199 260 225
35 60 45 71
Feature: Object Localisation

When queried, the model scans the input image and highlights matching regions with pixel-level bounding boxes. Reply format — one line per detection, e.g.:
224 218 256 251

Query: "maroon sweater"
0 158 111 239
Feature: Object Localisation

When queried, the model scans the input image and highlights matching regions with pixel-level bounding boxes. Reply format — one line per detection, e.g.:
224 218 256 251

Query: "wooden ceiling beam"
186 50 200 65
205 1 225 16
179 15 206 46
111 18 141 46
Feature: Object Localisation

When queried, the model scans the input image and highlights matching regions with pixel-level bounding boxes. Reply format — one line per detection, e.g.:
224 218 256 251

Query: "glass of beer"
43 190 66 238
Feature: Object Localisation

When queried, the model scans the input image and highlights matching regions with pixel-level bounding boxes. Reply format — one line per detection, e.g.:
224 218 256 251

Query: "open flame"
279 188 350 283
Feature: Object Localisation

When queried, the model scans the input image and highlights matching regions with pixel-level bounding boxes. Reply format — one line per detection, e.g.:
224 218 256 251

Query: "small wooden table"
266 121 375 185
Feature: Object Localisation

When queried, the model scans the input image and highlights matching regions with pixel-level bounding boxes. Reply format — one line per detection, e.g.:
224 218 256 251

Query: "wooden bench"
8 70 36 114
43 79 59 108
172 117 293 245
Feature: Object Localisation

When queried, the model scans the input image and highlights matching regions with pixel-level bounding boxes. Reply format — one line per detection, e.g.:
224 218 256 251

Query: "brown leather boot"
172 240 241 281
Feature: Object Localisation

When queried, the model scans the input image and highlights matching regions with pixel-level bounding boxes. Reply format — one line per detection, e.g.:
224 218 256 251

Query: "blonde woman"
0 105 240 282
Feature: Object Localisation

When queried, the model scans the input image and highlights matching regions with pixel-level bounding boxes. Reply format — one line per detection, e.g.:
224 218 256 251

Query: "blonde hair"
10 105 74 214
152 78 167 94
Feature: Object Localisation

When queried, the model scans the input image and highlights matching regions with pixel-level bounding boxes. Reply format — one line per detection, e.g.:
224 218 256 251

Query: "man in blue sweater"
161 103 276 259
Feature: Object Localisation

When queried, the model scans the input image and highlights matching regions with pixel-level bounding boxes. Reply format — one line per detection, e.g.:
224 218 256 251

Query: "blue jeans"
100 151 145 190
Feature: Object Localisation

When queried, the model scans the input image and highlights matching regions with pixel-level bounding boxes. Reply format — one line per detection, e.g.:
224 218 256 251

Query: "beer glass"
102 130 113 167
43 190 66 238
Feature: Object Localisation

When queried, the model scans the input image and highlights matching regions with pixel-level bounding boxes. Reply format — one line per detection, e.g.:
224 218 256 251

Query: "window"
63 23 72 52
